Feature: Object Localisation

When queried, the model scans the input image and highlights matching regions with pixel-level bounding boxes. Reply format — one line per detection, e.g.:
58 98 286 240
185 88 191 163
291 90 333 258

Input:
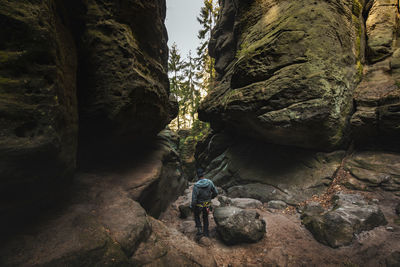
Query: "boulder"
179 204 192 219
302 193 387 248
219 196 262 209
200 0 364 150
213 206 266 245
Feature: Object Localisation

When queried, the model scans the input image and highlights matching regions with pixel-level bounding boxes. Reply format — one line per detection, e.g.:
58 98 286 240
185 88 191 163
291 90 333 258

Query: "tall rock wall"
200 0 365 150
0 0 79 221
197 0 400 204
351 0 400 149
0 0 175 226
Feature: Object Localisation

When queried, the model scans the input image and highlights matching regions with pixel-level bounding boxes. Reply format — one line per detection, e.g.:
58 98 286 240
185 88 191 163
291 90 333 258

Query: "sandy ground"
159 184 400 267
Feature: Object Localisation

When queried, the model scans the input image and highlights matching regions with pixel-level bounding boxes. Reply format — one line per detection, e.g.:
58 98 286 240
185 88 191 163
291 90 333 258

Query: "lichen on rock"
200 0 363 150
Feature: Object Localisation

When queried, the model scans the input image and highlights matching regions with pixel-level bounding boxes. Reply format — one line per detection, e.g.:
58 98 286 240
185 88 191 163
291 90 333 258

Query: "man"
190 168 218 237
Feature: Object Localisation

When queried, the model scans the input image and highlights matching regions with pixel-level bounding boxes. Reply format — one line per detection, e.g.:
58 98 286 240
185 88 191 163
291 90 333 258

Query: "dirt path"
159 184 400 266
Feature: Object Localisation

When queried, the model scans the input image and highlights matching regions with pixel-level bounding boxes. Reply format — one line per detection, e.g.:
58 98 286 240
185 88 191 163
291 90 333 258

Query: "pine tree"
168 43 185 130
183 51 200 123
196 0 219 92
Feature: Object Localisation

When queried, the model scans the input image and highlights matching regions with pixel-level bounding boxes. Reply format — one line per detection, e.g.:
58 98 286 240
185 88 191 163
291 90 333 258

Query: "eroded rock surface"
214 206 266 245
350 0 400 150
200 0 364 150
0 0 175 232
196 133 345 204
0 134 187 266
302 192 387 248
344 151 400 192
0 0 79 227
132 217 217 266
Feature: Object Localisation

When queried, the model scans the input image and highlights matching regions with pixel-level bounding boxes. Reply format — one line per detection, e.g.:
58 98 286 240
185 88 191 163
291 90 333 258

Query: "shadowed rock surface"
0 0 175 231
196 133 345 204
0 0 79 228
0 133 187 266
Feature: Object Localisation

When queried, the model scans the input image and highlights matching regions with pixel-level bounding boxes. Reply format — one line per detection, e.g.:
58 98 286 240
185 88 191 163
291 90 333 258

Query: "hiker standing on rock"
190 168 218 237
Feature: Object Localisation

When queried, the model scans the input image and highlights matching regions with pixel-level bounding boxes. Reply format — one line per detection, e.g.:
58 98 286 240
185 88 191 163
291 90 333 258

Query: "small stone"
267 200 287 210
386 226 394 232
178 205 192 219
395 203 400 215
372 199 379 204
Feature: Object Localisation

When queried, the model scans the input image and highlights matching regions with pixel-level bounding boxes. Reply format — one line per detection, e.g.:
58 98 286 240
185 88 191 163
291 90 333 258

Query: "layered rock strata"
350 0 400 149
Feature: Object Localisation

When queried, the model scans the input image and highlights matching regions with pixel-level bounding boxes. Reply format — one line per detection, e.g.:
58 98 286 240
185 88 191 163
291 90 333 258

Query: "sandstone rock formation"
0 0 175 229
0 0 79 228
196 133 345 204
301 192 387 248
214 206 266 245
200 0 365 150
350 0 400 149
196 0 400 215
344 151 400 192
0 132 188 266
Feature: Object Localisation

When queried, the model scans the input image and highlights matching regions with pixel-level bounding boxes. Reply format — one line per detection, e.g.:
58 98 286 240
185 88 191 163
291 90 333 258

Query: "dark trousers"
194 206 209 233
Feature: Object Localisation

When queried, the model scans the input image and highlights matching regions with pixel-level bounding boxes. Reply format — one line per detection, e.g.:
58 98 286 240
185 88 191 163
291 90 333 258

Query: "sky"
165 0 203 59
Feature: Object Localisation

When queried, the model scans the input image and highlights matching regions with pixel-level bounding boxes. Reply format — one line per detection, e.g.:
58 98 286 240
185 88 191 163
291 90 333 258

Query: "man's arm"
210 181 218 199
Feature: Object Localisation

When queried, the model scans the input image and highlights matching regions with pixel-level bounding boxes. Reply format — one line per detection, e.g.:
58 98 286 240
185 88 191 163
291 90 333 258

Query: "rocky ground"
160 184 400 267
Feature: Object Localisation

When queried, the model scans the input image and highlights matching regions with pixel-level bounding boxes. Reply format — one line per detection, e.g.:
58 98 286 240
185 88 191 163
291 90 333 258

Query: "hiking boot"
196 227 203 235
203 227 209 237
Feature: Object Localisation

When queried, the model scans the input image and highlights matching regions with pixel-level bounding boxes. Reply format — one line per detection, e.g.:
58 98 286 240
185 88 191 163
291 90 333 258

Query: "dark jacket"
191 178 218 207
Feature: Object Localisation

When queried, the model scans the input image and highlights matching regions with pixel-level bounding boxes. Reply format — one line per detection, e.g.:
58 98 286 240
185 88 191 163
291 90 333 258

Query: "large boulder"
213 206 266 245
302 192 387 248
199 0 364 150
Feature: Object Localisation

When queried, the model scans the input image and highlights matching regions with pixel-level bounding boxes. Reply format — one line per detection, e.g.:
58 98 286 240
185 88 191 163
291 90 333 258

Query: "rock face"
0 0 174 228
76 0 174 147
344 151 400 192
0 135 188 266
197 133 345 204
301 193 387 248
200 0 364 150
350 0 400 150
214 206 266 245
0 0 79 226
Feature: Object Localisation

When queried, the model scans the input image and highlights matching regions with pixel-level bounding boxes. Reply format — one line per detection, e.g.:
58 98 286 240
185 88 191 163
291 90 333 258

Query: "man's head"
196 168 204 179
